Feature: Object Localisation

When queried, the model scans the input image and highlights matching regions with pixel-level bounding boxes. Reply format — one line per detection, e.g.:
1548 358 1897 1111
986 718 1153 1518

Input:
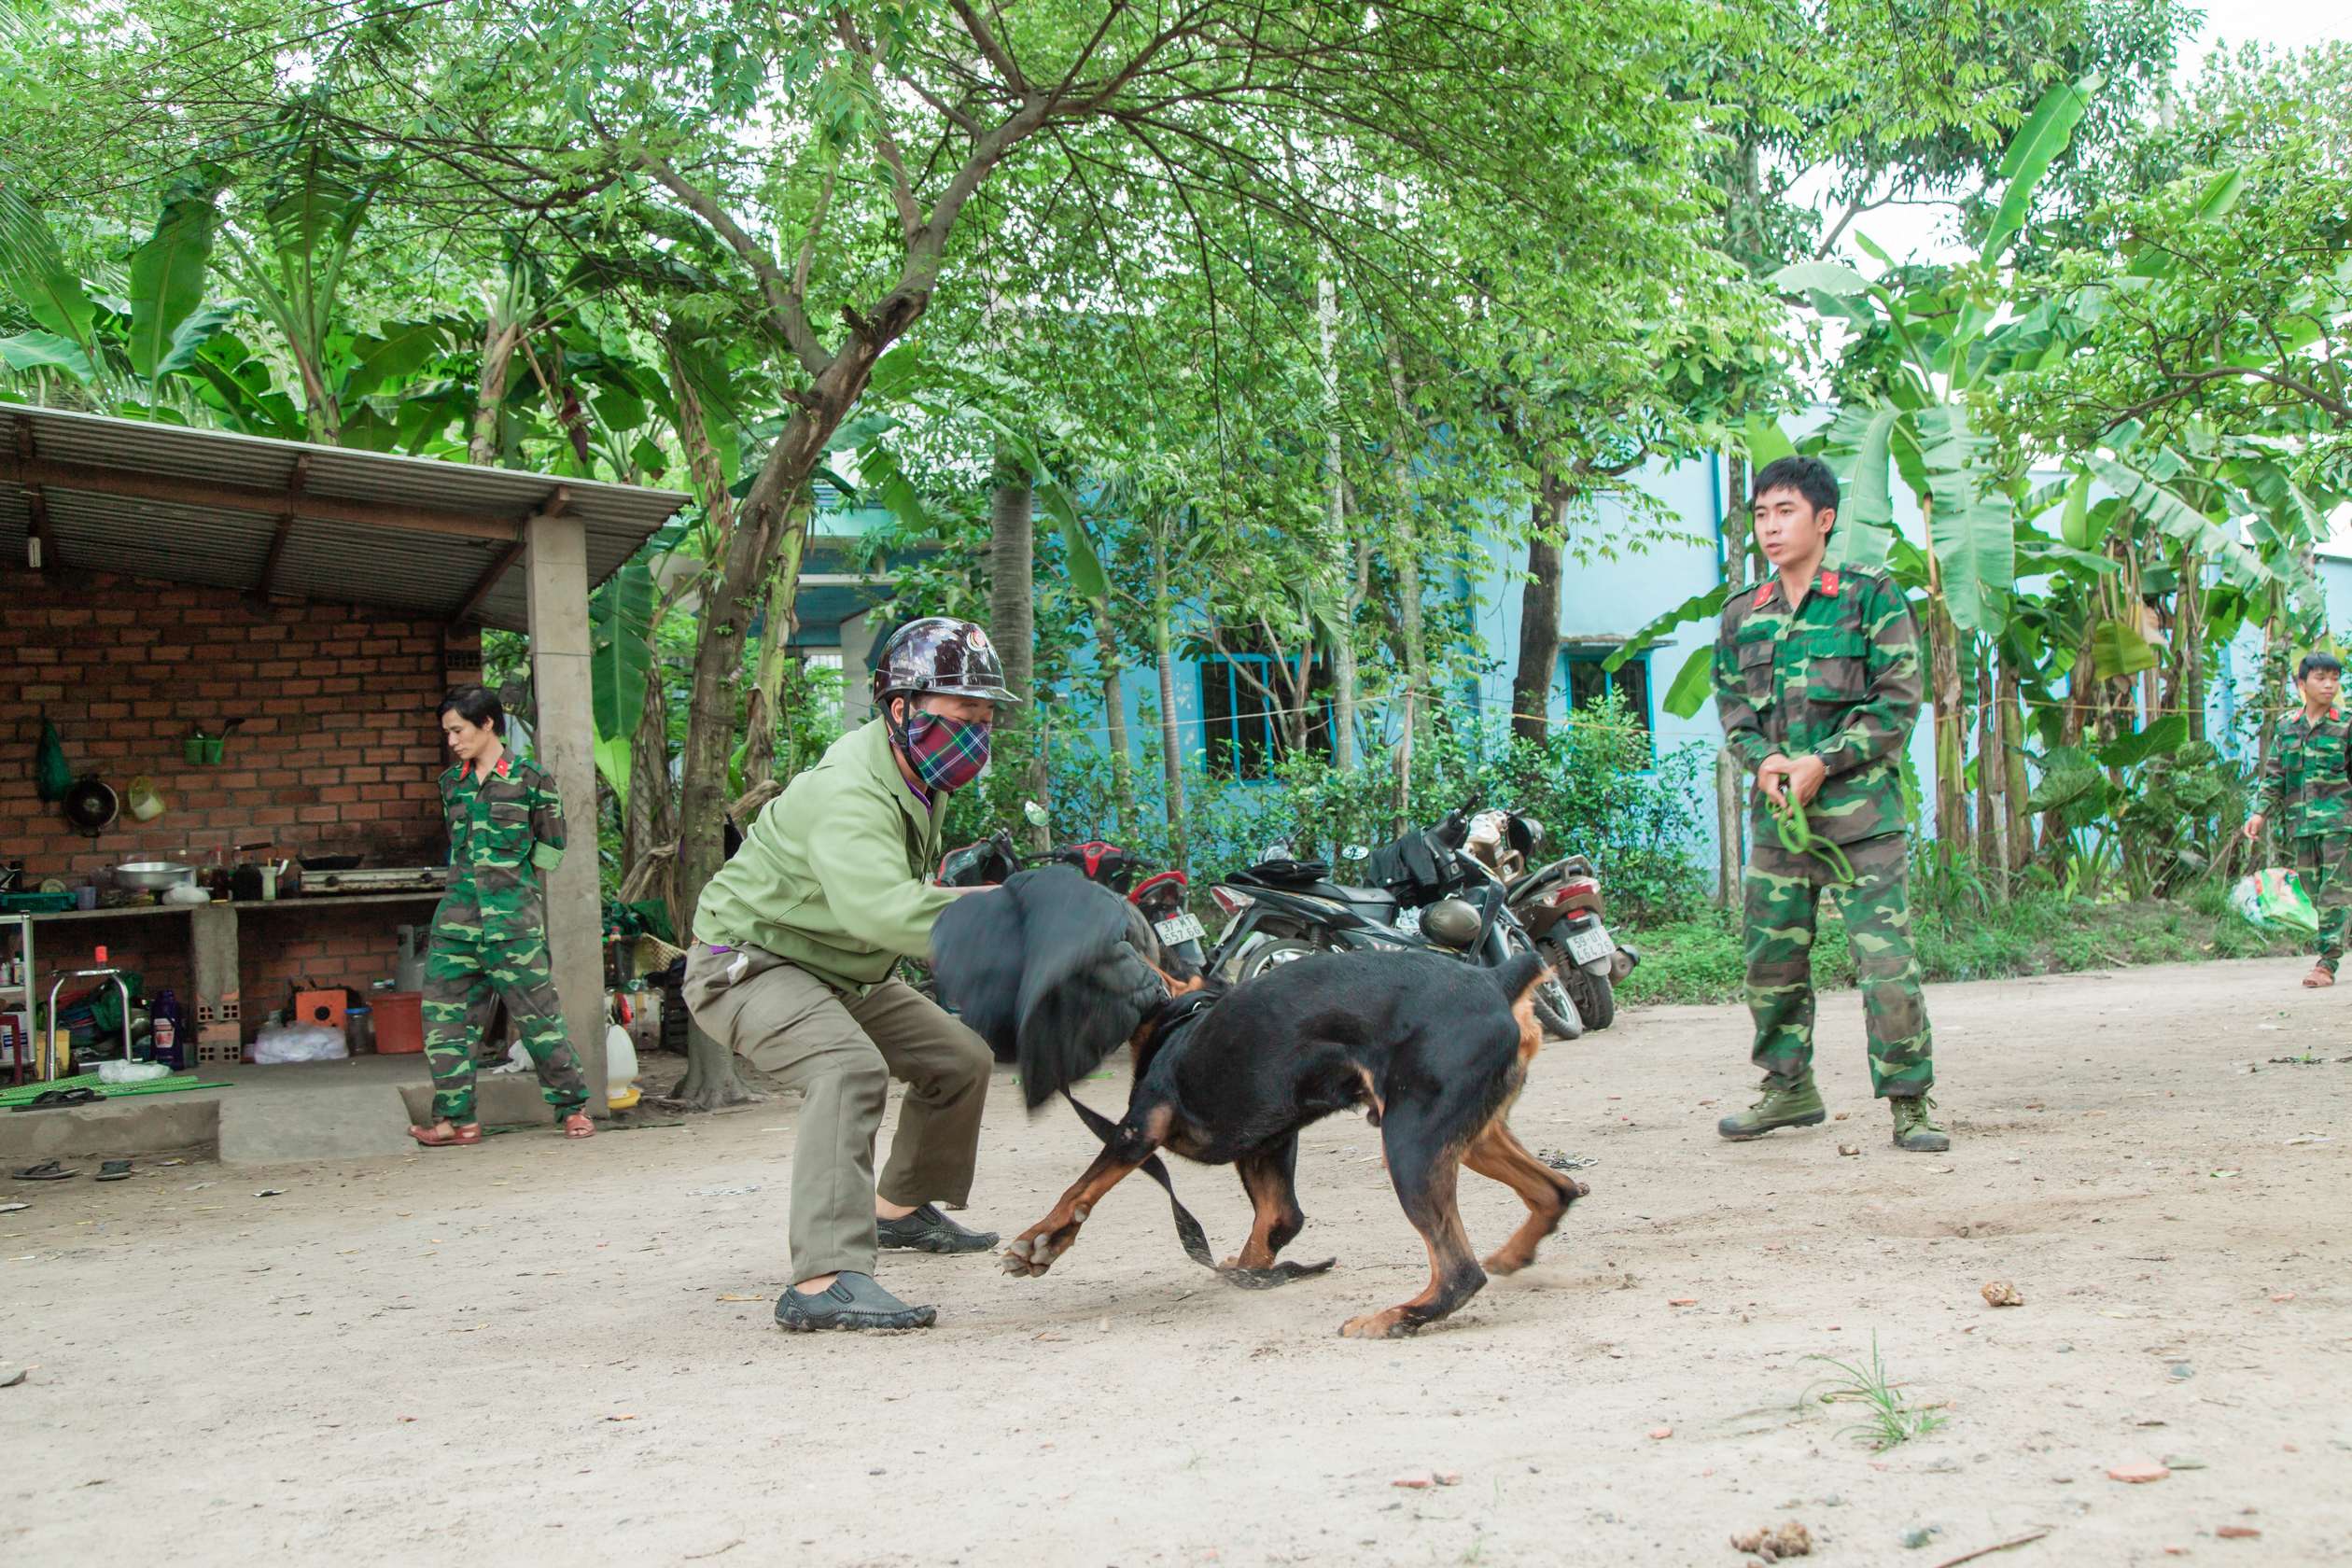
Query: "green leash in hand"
1771 793 1856 886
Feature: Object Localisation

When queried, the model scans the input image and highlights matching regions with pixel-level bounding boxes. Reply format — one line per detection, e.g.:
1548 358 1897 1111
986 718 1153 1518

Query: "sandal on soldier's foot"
774 1271 936 1332
407 1122 482 1147
560 1111 595 1139
2303 965 2335 988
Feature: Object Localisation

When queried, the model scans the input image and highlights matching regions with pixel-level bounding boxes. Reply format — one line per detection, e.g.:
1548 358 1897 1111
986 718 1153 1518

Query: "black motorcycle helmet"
871 616 1020 708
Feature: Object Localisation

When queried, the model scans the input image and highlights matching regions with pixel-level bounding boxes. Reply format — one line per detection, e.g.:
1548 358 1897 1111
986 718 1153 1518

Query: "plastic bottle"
606 1022 641 1110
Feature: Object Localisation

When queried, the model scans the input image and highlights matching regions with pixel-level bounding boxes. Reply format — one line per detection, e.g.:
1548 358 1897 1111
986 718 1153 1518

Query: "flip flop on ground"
95 1159 133 1182
11 1160 78 1181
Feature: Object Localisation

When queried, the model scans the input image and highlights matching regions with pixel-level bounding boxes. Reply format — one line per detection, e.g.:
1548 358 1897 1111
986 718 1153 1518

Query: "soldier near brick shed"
406 684 595 1147
2242 651 2352 988
1710 455 1948 1154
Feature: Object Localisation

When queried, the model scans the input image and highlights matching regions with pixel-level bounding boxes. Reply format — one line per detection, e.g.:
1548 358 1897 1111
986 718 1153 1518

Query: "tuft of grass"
1799 1333 1947 1451
1617 885 2302 1009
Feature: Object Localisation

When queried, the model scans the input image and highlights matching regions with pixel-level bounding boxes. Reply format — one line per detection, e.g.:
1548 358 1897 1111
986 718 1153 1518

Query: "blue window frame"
1200 655 1332 780
1559 646 1653 735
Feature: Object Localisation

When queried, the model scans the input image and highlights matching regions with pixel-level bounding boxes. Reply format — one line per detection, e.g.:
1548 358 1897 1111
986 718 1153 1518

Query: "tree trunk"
1383 348 1428 740
469 323 521 467
1999 652 2031 871
739 526 806 794
987 450 1047 849
1976 643 2005 891
1511 475 1569 745
1923 538 1969 863
623 656 679 931
2256 609 2287 792
1152 541 1187 875
1092 601 1133 830
1318 268 1355 768
2172 555 2205 743
1717 451 1750 906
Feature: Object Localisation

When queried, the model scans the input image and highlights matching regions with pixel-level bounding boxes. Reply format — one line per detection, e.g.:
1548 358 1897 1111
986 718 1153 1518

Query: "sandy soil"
4 956 2347 1568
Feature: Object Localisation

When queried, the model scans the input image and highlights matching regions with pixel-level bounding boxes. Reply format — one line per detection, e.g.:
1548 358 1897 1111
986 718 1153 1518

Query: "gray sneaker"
876 1203 1001 1254
774 1272 937 1332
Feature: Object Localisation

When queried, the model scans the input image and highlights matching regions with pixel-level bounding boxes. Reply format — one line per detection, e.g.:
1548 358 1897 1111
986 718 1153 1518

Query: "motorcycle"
937 802 1208 975
1202 805 1583 1040
1500 852 1640 1032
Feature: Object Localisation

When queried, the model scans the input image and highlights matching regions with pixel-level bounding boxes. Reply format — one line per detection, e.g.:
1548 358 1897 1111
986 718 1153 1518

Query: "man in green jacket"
686 617 1012 1331
2243 651 2352 987
1711 455 1947 1154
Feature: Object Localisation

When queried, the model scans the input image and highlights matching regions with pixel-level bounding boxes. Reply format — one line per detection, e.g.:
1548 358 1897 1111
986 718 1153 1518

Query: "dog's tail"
1491 950 1553 1005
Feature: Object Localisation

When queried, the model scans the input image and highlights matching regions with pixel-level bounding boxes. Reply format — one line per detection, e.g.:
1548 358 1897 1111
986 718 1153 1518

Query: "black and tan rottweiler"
931 868 1586 1337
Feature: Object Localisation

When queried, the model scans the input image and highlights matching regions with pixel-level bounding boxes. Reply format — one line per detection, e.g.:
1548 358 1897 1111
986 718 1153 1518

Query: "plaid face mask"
898 710 992 792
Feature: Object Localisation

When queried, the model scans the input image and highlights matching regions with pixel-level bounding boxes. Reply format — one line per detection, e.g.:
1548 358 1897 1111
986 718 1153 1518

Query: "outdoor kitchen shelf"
28 891 448 924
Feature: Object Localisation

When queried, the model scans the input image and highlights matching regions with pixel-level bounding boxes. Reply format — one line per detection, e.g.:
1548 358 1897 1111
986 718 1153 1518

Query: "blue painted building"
786 455 2332 871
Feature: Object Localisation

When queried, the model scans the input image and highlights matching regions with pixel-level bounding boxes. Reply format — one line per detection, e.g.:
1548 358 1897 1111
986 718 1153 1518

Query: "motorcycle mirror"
1342 844 1370 861
1021 799 1050 827
1260 842 1294 862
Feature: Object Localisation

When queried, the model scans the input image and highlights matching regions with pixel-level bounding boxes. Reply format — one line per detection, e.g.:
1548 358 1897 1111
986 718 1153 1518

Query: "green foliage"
1802 1335 1947 1452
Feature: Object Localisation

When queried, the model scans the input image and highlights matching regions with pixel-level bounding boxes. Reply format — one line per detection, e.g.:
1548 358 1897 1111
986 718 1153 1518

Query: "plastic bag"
35 720 71 803
97 1058 170 1085
2229 868 2319 934
251 1023 350 1064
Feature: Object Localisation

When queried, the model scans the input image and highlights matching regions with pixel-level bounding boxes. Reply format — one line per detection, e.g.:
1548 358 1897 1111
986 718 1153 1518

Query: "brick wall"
2 565 452 879
5 566 462 1044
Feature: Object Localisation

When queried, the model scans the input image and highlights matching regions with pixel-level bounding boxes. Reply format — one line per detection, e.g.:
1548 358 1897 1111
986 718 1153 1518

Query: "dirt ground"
5 956 2347 1567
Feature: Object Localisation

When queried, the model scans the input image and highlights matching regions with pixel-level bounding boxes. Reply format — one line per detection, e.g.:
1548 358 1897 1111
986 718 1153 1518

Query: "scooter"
1504 853 1640 1032
937 803 1208 974
1202 805 1582 1039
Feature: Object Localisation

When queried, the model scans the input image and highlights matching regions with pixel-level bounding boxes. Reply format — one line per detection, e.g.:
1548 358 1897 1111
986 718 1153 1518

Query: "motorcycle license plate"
1153 913 1206 945
1565 923 1615 966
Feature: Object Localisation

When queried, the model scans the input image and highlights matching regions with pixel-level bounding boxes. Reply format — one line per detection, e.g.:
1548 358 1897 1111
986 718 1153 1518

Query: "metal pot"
116 861 197 892
63 777 119 837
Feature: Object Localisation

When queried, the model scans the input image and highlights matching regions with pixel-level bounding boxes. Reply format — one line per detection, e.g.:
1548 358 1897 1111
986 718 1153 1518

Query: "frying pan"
63 777 119 836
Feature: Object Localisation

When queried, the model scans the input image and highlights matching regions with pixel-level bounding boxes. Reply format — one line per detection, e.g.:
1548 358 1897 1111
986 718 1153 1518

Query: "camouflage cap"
871 616 1021 705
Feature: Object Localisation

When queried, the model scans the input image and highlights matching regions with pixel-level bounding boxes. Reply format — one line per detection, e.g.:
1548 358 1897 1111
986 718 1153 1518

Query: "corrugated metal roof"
0 404 689 629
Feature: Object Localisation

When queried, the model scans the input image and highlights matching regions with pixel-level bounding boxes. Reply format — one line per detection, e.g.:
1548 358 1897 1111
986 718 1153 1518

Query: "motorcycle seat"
1302 881 1400 917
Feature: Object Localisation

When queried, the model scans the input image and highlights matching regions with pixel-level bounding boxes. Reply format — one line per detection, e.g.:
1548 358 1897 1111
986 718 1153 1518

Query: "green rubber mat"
0 1071 229 1107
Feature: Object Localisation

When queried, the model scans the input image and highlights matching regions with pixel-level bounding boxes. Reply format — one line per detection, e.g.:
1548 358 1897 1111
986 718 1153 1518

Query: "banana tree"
1770 73 2104 861
1 165 236 406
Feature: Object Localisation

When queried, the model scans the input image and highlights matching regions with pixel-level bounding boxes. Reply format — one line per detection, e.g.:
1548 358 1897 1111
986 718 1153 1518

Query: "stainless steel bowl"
115 861 196 891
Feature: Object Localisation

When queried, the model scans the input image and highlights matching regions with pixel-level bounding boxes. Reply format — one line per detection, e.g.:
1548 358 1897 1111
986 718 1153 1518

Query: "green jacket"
436 753 566 942
1713 564 1923 847
693 718 958 992
2256 707 2352 840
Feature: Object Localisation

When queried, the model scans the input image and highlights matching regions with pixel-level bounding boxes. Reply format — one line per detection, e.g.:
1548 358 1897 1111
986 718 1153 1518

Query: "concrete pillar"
524 511 608 1110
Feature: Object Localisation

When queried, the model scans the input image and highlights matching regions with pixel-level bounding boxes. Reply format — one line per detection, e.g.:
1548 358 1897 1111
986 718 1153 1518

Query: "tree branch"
638 153 830 378
950 0 1031 100
2103 365 2352 431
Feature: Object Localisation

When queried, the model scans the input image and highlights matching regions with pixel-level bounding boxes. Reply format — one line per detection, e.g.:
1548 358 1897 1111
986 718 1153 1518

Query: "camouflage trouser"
1743 832 1934 1099
422 926 588 1124
2293 833 2352 973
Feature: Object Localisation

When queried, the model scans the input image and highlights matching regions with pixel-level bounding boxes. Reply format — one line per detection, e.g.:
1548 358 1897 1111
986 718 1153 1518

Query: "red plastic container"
373 992 425 1054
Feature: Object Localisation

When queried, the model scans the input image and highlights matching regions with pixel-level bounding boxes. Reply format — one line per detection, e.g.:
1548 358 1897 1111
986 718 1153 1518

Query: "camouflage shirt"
1714 564 1924 847
2256 707 2352 840
437 754 567 939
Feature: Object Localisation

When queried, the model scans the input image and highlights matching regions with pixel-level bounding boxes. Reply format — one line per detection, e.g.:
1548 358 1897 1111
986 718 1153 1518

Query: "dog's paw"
1337 1309 1415 1339
1000 1226 1074 1278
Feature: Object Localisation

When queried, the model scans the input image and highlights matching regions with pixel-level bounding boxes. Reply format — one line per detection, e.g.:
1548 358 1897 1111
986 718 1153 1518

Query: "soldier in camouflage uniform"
2244 651 2352 988
1711 455 1947 1153
406 685 593 1147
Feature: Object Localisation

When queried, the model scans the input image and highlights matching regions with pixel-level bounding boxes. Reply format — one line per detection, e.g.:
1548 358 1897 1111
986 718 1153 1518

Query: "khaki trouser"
681 944 992 1282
